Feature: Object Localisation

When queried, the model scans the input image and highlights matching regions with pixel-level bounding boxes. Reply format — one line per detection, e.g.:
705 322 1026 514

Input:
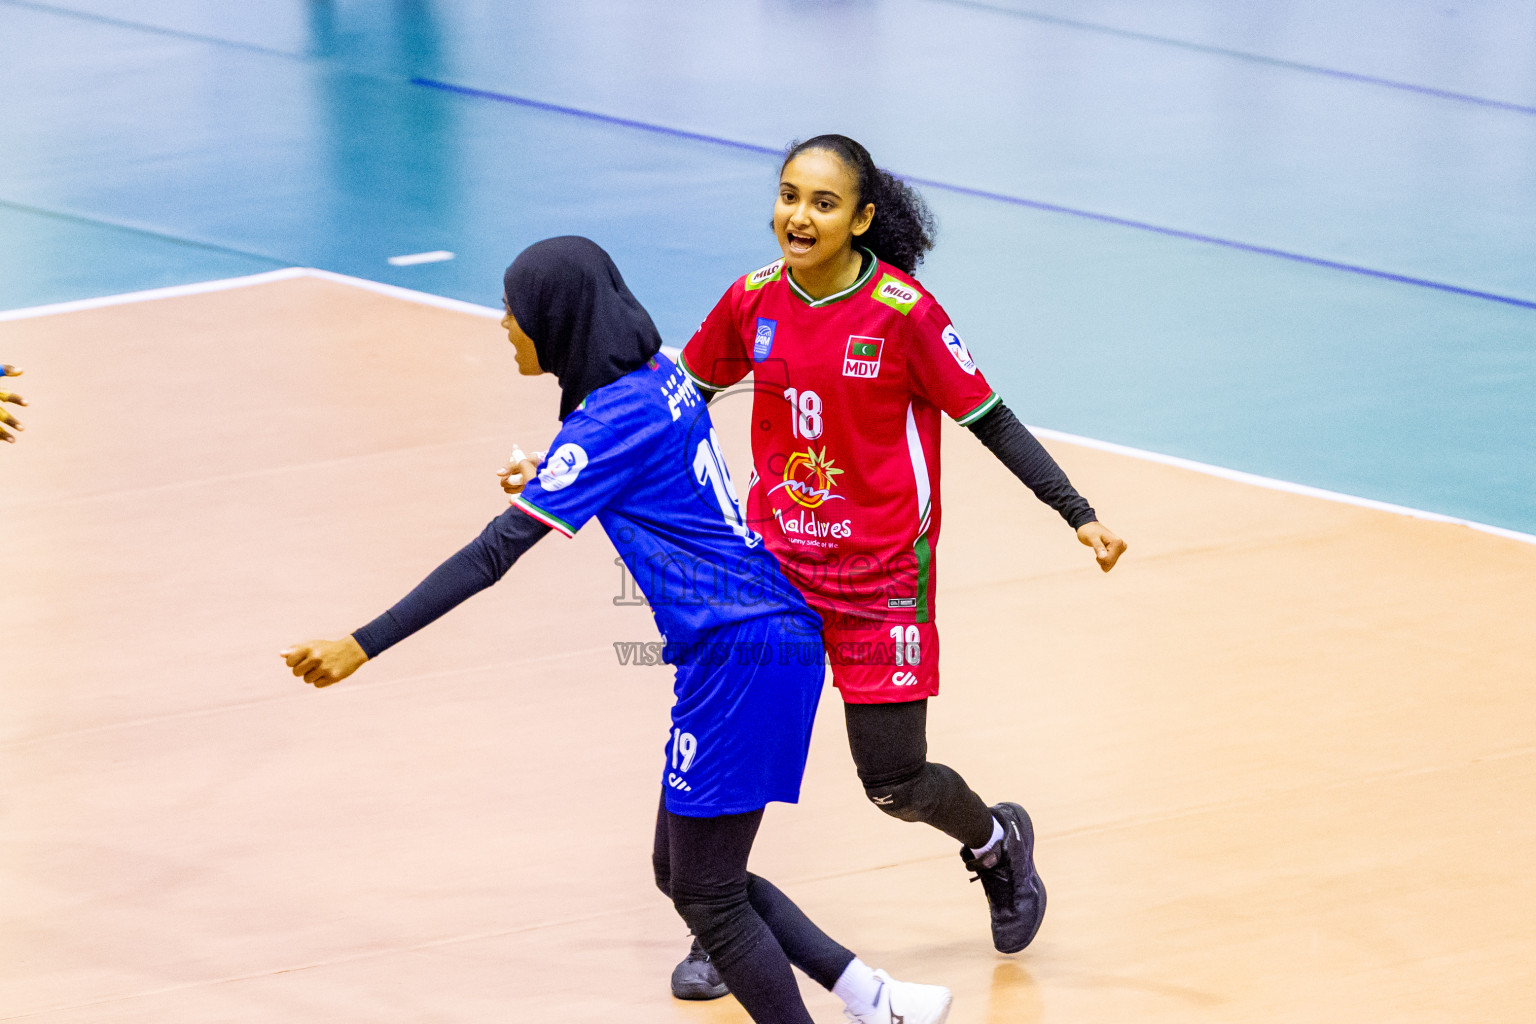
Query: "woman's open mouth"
786 231 816 255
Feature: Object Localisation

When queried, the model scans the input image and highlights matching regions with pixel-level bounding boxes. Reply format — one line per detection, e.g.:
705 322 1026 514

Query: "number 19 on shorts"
668 728 698 793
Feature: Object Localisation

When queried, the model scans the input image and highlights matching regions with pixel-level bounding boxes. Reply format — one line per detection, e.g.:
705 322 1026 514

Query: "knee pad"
671 893 746 954
863 771 936 823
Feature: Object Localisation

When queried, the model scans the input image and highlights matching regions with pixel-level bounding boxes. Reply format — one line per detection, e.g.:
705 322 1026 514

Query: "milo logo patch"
745 259 785 291
872 274 922 315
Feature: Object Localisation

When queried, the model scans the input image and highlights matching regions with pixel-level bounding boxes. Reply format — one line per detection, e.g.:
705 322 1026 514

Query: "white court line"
4 270 1531 546
0 267 503 323
1029 426 1536 545
0 267 308 322
302 267 501 318
387 250 455 266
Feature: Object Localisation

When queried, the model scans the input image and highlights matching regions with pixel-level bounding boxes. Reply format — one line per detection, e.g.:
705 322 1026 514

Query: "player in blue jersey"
280 238 953 1024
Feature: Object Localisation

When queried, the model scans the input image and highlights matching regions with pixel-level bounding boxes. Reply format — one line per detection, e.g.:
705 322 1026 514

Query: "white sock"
833 957 883 1015
972 815 1005 858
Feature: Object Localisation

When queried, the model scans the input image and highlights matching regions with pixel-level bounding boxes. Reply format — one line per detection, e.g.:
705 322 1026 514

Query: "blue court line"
929 0 1536 118
891 181 1536 312
411 80 782 158
15 0 1534 121
412 78 1536 314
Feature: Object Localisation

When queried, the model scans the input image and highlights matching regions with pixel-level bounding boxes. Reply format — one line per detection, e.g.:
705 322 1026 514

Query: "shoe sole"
992 802 1046 954
671 983 729 1001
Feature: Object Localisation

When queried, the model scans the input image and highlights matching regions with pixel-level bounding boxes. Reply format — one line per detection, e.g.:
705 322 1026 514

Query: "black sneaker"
961 802 1046 954
670 936 729 1000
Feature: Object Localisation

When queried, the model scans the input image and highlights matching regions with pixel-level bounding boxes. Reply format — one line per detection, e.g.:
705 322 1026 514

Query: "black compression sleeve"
968 402 1097 529
351 507 552 659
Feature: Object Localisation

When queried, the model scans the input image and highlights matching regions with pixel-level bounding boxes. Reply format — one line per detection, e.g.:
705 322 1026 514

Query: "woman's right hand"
282 636 368 687
497 447 544 498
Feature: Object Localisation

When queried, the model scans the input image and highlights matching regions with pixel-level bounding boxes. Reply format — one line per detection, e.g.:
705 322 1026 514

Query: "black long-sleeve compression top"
966 401 1096 529
352 507 551 658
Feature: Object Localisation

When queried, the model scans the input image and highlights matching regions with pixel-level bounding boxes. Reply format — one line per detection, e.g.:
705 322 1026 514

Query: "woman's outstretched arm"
281 507 552 687
967 402 1127 571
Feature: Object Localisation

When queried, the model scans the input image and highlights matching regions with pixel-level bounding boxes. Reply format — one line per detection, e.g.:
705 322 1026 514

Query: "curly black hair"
781 135 935 274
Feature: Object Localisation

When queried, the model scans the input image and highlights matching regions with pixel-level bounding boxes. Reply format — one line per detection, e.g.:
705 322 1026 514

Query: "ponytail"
782 135 935 274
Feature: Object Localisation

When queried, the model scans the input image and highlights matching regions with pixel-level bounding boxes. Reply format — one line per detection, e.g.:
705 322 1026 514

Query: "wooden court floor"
3 277 1533 1021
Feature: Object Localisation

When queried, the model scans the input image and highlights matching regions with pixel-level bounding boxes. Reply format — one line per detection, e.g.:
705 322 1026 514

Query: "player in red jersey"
670 135 1127 997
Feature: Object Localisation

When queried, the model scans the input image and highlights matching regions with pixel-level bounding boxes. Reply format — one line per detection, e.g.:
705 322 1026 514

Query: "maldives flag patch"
843 335 884 378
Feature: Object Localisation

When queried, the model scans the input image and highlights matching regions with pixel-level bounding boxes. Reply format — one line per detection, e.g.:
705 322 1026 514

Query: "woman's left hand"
1076 521 1127 572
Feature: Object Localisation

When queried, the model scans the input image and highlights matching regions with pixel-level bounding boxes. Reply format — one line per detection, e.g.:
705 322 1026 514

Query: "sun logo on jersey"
768 446 847 509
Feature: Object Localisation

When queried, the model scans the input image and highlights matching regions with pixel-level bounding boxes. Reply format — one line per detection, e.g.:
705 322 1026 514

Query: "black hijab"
503 236 664 421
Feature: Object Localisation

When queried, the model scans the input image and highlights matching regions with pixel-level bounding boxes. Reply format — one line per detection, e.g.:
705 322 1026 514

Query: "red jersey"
680 252 998 624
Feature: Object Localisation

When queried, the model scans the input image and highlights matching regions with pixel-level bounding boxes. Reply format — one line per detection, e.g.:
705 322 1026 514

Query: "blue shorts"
661 612 826 817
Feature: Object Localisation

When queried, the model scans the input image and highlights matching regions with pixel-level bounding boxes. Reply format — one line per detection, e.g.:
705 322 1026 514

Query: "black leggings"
845 697 996 849
652 795 855 1024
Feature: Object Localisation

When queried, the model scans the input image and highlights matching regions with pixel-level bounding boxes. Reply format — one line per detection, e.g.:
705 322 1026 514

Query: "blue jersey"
513 354 812 644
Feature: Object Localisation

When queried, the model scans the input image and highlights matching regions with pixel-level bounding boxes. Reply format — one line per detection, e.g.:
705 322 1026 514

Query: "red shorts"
817 609 940 704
